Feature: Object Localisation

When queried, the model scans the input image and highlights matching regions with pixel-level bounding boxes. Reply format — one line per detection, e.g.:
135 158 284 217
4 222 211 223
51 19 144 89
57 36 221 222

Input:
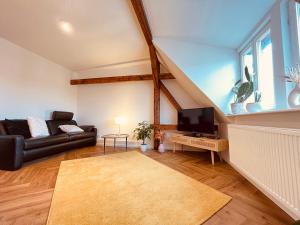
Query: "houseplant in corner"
246 91 262 113
231 66 254 114
133 121 153 152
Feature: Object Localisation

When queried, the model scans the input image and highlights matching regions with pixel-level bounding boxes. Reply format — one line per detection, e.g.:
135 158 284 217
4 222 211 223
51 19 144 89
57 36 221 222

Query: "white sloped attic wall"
142 0 276 120
155 38 238 117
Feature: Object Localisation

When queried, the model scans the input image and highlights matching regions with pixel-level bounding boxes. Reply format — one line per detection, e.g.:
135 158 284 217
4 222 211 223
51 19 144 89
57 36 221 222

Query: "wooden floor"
0 146 294 225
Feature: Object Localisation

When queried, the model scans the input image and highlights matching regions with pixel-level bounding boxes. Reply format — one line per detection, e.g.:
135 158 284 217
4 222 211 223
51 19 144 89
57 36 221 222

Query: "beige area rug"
47 151 231 225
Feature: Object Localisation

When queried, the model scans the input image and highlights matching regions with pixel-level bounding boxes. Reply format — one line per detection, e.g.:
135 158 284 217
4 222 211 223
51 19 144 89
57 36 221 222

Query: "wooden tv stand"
170 133 229 165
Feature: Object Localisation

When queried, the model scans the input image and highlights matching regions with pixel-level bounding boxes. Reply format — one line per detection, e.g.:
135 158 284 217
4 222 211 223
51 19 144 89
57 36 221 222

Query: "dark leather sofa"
0 111 97 171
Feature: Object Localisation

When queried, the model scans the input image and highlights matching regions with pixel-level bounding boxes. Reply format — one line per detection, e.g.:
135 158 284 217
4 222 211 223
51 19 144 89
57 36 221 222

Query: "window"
242 48 254 77
297 3 300 54
239 26 275 110
241 47 255 103
257 30 275 109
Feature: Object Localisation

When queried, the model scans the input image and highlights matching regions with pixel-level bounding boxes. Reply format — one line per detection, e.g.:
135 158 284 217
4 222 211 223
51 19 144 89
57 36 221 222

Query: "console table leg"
104 138 106 155
173 143 176 153
218 152 223 162
211 151 215 165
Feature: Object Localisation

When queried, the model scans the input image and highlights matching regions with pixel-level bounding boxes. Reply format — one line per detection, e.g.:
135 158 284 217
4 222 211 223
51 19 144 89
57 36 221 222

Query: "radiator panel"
228 124 300 219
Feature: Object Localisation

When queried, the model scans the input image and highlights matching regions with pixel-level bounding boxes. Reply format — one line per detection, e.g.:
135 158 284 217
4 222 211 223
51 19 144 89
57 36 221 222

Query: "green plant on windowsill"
246 91 263 113
254 91 262 103
231 66 254 114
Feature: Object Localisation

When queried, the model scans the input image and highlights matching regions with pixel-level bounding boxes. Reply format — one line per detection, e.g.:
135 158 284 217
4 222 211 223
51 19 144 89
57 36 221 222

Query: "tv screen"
178 107 214 134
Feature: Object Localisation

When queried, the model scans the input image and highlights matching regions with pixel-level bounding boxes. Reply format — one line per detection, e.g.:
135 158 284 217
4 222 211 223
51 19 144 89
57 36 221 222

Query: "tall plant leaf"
245 66 251 82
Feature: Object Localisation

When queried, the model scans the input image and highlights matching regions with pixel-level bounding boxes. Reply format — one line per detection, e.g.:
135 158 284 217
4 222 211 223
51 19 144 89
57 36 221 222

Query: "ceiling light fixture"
59 20 73 34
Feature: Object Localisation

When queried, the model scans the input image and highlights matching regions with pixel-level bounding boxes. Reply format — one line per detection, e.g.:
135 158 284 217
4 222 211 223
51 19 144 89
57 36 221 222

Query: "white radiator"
228 124 300 220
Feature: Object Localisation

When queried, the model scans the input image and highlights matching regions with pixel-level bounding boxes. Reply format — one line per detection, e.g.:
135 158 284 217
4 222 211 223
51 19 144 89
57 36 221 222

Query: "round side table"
101 134 129 154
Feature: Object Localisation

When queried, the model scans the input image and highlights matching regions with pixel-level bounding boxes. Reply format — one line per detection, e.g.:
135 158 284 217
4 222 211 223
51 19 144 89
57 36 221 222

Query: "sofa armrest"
0 135 24 171
91 127 97 136
79 125 95 132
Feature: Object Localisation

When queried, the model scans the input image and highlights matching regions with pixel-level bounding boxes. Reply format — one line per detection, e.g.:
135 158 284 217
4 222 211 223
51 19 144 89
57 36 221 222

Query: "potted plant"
133 121 153 152
246 91 262 112
231 66 254 114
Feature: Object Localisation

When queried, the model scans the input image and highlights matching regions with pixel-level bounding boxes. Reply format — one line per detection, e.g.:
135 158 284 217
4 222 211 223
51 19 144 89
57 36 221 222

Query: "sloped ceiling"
142 0 276 115
155 38 236 120
0 0 149 71
143 0 276 49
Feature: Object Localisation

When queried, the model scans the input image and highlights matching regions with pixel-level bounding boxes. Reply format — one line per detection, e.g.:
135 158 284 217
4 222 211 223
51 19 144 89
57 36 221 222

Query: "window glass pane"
297 3 300 54
241 48 254 103
242 48 254 79
257 30 275 109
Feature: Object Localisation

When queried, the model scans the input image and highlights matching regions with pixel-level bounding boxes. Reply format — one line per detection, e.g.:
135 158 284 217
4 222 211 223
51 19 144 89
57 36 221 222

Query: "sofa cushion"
24 134 69 150
5 119 31 139
68 132 95 141
59 125 84 133
46 120 77 136
27 117 50 138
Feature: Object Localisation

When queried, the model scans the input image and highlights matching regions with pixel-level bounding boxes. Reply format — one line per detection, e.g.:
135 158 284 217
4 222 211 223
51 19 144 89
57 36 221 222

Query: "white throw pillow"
27 117 50 138
59 125 84 133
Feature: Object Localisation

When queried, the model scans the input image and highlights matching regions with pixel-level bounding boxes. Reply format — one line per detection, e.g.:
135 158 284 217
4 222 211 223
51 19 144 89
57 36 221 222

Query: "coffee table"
101 134 129 154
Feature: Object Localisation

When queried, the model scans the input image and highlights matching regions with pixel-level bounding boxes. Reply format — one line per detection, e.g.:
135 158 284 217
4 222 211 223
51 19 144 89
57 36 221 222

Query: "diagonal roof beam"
130 0 159 88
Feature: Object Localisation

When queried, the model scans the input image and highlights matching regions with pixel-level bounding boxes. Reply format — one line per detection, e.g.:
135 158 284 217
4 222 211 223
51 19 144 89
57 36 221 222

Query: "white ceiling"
143 0 276 49
0 0 149 71
0 0 276 72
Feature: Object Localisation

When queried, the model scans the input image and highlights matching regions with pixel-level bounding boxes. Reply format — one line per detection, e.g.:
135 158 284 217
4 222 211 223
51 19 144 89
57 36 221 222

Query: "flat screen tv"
178 107 214 134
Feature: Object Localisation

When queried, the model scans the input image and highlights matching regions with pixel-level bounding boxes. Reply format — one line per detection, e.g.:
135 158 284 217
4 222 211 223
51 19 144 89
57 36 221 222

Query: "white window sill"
226 107 300 117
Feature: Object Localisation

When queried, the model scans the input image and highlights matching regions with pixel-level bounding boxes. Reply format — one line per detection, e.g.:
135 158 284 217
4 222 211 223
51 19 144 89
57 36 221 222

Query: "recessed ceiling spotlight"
59 20 73 34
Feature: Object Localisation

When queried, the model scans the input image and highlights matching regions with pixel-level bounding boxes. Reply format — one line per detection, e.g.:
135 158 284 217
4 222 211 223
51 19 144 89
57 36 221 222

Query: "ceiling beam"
130 0 159 89
160 81 182 111
130 0 162 149
70 73 174 85
130 0 153 46
152 124 178 131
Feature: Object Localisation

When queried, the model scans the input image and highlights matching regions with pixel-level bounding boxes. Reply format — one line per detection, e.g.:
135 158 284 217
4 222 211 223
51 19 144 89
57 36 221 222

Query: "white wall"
0 37 77 120
75 60 201 146
155 37 239 115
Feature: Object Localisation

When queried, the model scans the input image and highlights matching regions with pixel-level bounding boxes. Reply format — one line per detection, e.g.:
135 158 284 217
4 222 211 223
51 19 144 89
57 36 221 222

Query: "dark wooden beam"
153 124 178 131
130 0 153 46
130 0 161 149
149 45 160 88
296 0 300 3
160 81 182 111
70 73 174 85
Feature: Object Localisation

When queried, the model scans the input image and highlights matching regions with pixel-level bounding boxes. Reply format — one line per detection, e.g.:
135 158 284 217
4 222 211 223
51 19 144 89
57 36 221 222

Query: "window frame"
289 0 300 64
239 23 272 94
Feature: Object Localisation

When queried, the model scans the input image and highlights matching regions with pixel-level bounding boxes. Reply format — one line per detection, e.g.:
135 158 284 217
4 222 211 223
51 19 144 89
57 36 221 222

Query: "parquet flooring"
0 146 295 225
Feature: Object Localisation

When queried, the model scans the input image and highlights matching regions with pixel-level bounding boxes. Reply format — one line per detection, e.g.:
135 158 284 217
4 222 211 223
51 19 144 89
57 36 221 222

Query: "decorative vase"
140 144 148 152
230 103 246 114
158 143 165 153
246 102 262 113
288 84 300 108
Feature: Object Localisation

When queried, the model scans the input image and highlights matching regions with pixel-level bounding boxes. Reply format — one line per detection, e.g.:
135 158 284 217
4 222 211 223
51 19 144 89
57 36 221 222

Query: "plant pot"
246 102 262 113
140 144 148 152
158 143 165 153
231 103 245 114
288 84 300 108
